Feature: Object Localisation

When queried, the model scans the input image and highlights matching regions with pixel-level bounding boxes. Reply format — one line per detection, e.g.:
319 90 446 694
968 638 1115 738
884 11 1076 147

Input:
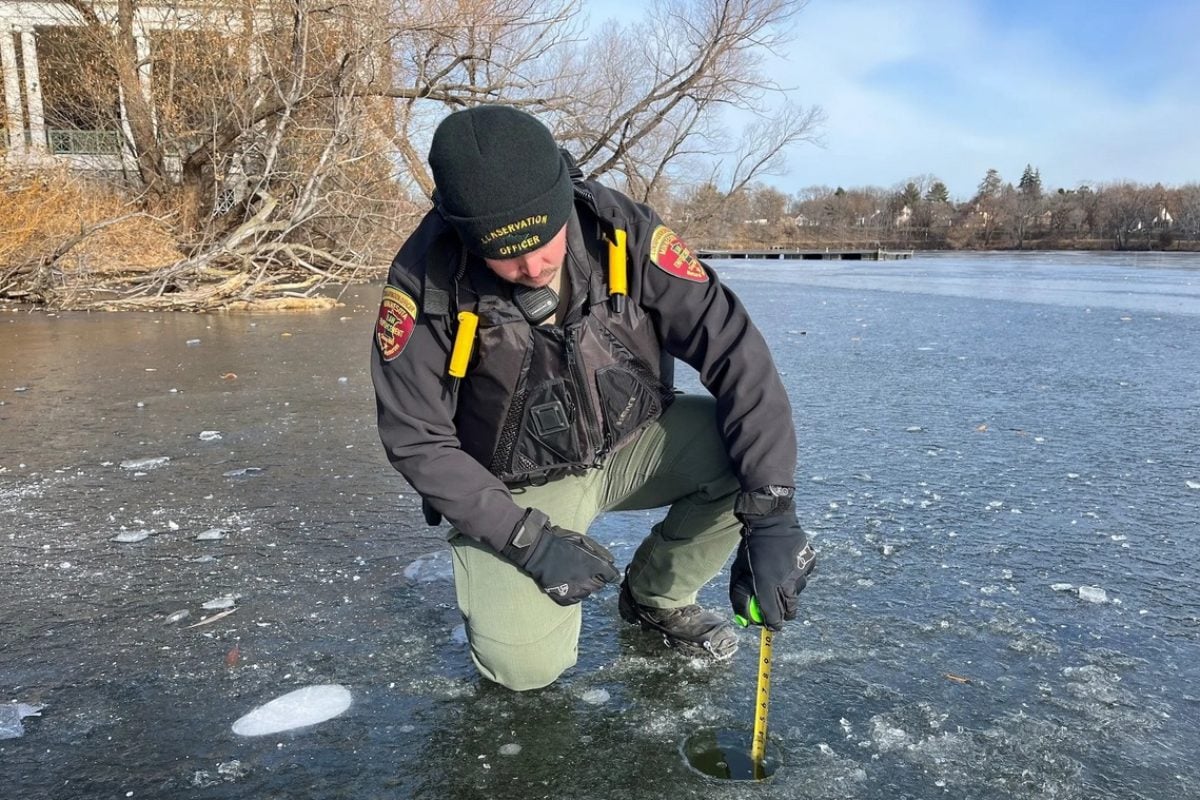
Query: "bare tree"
18 0 410 308
382 0 584 197
1096 182 1157 250
1172 184 1200 241
7 0 824 308
558 0 823 203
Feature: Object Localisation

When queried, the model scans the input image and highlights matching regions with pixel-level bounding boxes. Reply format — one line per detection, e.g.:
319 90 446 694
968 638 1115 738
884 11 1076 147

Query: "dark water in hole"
681 728 781 781
2 251 1199 799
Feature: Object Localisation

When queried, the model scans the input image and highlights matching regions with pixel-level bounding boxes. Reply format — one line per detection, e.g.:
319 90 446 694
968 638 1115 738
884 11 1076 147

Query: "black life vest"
421 172 675 488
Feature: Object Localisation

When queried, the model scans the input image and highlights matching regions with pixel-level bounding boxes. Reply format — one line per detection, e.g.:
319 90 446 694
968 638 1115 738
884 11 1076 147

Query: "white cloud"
580 0 1200 196
769 0 1200 196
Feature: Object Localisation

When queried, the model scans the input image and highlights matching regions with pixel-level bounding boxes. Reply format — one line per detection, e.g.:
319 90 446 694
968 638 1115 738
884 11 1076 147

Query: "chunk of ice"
579 689 610 705
120 457 170 470
199 431 223 442
112 530 152 543
1186 480 1200 490
1077 586 1107 604
403 551 453 583
0 703 43 740
196 528 228 541
499 743 522 756
869 717 910 752
202 594 240 610
223 467 263 478
231 684 352 736
1050 583 1074 592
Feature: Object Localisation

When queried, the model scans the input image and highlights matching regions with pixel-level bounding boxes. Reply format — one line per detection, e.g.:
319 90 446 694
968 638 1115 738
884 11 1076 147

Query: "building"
1 1 253 172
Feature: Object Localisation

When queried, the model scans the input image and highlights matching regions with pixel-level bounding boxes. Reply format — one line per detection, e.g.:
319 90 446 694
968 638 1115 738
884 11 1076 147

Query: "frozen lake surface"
1 251 1198 799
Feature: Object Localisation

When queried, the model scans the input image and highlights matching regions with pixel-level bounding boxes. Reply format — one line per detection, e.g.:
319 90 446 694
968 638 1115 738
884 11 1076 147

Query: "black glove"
729 487 817 630
501 509 619 606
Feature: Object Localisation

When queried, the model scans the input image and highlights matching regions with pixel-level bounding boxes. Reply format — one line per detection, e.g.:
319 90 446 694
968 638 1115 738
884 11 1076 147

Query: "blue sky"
586 0 1200 200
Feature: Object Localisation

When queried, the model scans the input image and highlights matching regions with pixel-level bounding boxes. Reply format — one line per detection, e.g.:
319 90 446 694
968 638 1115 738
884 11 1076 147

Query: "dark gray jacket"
371 180 796 553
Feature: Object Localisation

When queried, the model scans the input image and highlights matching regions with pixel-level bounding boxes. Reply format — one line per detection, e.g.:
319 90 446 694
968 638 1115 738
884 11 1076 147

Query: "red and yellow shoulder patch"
649 225 708 283
376 286 418 362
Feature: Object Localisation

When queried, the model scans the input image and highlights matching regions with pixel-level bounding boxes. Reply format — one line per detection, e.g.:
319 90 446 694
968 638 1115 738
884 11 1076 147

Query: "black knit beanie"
429 105 574 260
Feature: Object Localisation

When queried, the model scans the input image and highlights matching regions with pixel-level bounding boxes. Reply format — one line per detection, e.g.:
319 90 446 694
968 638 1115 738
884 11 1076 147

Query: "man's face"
483 225 569 288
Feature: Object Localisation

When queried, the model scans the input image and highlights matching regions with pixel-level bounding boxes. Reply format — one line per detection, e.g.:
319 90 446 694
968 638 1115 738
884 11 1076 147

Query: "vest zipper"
564 325 606 465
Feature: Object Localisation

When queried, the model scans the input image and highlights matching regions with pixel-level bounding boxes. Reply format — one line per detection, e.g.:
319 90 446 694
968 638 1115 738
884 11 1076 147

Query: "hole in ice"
681 728 780 782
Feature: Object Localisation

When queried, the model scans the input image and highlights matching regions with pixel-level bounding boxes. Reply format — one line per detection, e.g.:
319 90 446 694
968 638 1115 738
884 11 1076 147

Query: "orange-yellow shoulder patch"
649 226 708 283
376 286 418 361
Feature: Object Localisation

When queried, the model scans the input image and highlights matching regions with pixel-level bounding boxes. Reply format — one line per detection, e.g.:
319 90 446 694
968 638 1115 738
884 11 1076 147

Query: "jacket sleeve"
370 247 527 553
626 206 797 492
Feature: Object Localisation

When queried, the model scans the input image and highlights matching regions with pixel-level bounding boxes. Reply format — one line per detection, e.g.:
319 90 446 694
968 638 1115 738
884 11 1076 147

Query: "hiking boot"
618 577 739 660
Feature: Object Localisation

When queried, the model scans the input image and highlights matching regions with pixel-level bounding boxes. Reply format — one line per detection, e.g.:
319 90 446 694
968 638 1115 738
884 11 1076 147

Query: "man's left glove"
502 509 620 606
729 486 817 631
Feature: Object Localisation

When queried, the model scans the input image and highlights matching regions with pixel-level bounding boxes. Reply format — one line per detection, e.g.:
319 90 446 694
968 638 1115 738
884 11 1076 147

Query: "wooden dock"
697 248 914 261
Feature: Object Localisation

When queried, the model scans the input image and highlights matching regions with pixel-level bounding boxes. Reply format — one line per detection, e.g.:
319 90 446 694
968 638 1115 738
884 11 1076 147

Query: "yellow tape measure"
735 596 774 772
750 625 774 767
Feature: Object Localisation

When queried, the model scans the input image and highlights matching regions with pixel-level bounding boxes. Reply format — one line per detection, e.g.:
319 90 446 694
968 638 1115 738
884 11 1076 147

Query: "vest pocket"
513 378 586 475
594 364 663 449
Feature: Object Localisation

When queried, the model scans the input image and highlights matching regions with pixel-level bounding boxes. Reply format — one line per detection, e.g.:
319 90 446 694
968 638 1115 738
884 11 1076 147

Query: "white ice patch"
223 467 264 478
578 688 610 705
1050 583 1074 592
120 457 170 471
1187 480 1200 490
0 703 43 740
499 743 522 756
202 594 240 610
231 685 352 737
196 528 228 541
199 431 223 441
1077 586 1107 604
403 551 453 583
112 529 152 543
869 717 911 752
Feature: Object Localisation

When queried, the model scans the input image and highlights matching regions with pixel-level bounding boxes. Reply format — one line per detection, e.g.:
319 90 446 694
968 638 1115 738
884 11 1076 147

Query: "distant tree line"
665 166 1200 251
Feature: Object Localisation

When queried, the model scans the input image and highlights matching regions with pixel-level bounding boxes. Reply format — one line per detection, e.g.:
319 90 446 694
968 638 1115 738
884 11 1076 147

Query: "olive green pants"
449 394 743 691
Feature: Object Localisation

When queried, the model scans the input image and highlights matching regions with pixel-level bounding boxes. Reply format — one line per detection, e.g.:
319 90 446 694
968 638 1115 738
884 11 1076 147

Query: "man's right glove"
729 486 817 630
501 509 619 606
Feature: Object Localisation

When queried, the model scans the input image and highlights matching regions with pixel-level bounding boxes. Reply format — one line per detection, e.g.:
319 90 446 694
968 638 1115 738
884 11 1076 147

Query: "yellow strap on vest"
448 311 479 378
608 228 627 312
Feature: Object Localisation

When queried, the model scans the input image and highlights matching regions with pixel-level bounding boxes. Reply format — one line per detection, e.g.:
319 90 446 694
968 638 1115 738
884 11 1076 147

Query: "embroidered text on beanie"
429 105 574 259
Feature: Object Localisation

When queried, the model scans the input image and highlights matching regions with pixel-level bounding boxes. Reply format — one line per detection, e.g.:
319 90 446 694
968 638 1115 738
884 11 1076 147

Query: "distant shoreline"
702 240 1200 254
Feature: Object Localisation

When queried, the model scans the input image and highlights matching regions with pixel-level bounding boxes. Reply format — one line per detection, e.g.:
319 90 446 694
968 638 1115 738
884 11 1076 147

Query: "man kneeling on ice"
371 105 816 691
